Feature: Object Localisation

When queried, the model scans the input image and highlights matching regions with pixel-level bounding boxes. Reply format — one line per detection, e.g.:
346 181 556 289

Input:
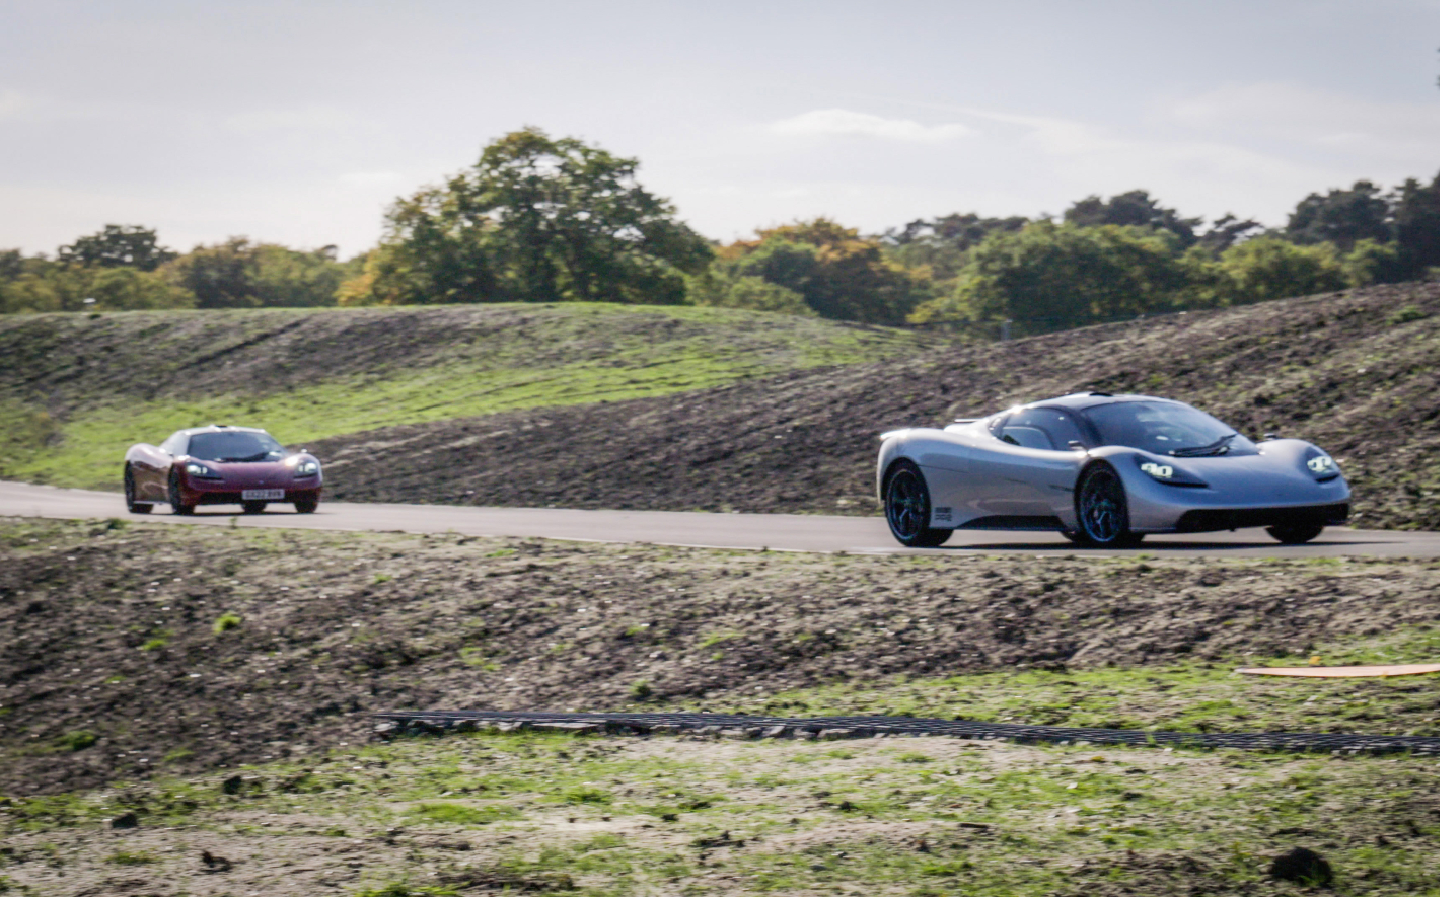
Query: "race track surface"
4 480 1439 557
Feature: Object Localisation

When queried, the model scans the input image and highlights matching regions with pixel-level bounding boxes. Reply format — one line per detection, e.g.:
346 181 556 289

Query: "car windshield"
1084 401 1255 456
187 431 285 462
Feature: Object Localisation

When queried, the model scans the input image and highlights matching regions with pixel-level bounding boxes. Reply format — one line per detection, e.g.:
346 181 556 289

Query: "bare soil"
5 518 1440 800
314 283 1440 529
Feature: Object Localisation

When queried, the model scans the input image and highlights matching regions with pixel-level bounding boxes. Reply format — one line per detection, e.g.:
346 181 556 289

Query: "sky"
2 0 1438 257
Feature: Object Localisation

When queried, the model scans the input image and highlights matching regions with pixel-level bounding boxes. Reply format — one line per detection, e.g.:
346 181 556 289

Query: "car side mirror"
1068 440 1085 451
1262 433 1276 441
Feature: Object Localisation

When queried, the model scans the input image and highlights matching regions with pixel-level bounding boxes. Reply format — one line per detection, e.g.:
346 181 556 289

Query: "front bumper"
186 487 322 506
1173 502 1349 533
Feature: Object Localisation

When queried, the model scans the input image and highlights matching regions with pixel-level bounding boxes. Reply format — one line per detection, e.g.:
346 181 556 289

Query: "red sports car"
124 425 323 515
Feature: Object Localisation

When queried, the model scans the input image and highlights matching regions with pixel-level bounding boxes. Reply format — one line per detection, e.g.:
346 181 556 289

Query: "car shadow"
942 537 1371 551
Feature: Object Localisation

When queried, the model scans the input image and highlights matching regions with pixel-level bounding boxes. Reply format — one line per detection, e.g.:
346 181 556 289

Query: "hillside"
315 282 1440 530
0 303 934 491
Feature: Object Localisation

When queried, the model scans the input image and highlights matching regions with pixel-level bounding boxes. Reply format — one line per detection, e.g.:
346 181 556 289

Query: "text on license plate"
242 489 286 501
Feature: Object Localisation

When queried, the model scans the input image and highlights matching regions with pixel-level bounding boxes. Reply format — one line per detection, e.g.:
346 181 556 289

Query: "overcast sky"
2 0 1438 257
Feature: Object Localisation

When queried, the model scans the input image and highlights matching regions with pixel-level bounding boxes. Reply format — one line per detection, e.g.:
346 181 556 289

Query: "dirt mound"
4 518 1439 797
314 283 1440 529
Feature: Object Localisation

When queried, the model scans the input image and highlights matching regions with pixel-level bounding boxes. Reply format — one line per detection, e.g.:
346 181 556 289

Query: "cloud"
1168 82 1440 165
223 107 357 134
0 89 35 120
771 109 971 142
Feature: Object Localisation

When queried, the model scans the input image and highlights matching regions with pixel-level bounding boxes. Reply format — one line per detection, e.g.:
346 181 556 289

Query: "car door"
976 409 1086 519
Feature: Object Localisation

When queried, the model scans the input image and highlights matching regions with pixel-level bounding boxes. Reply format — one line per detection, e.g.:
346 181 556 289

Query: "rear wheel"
1267 523 1324 544
884 460 952 547
241 501 267 514
293 494 319 514
1074 463 1142 547
167 469 195 516
124 464 151 514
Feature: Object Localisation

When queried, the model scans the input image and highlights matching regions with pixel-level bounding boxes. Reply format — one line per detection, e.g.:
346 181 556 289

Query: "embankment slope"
315 283 1440 529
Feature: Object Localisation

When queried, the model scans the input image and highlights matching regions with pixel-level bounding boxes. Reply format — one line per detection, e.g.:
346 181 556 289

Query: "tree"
883 212 1029 282
1394 171 1440 276
706 218 927 324
165 238 356 308
683 271 811 315
910 222 1195 332
1217 237 1347 303
344 127 713 306
1064 191 1200 246
1194 214 1264 253
58 224 176 271
1285 180 1392 251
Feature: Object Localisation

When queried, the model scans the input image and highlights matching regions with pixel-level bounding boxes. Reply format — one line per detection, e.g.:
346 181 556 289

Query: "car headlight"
1306 453 1339 480
1136 457 1207 487
294 459 319 477
185 462 222 479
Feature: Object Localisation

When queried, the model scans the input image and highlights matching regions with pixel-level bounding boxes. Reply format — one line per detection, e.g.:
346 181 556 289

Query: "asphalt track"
4 480 1440 557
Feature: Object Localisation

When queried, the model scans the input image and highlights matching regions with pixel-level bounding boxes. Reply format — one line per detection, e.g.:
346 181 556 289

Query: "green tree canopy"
344 127 713 306
1064 191 1200 246
1218 236 1348 303
167 238 354 308
1285 180 1392 251
58 224 177 271
909 222 1195 333
1394 171 1440 275
698 219 926 324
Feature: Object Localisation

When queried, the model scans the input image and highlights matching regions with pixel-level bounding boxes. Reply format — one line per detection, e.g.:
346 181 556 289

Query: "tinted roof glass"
188 431 284 462
1084 401 1256 456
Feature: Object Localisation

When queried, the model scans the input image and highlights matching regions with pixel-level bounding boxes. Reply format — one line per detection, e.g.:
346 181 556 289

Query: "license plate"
242 489 285 501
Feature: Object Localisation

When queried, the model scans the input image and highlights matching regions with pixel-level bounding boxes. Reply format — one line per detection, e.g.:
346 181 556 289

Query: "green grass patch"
9 728 1440 895
409 802 520 826
104 850 157 866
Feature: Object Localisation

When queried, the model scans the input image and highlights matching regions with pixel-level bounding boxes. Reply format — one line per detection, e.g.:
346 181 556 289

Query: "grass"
685 624 1440 739
7 728 1440 895
0 303 934 491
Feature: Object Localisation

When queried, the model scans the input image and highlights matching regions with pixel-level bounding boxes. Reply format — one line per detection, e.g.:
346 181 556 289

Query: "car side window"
1000 409 1086 451
159 433 186 455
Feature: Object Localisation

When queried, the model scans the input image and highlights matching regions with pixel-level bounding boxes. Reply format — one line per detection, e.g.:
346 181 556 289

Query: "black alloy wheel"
1266 523 1324 544
167 469 195 516
124 464 151 514
884 461 952 548
293 494 319 514
241 501 267 514
1075 463 1141 547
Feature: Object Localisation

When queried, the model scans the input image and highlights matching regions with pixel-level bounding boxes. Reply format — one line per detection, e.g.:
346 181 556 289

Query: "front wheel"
884 461 952 547
167 470 195 516
124 465 151 515
241 501 267 514
1267 523 1324 544
293 494 319 514
1074 463 1142 547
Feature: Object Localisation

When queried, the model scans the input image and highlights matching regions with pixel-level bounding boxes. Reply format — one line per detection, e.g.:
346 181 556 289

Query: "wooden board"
1237 663 1440 678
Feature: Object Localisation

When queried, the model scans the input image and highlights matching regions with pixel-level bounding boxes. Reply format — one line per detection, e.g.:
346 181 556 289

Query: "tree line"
5 127 1439 335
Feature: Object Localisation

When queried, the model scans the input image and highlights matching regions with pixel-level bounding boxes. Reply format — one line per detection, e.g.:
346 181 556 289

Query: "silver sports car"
877 392 1349 548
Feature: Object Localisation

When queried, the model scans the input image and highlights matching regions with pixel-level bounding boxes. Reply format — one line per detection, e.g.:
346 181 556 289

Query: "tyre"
1267 523 1324 544
241 501 267 514
884 460 953 548
167 469 195 516
1074 463 1142 547
293 494 319 514
124 464 151 515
